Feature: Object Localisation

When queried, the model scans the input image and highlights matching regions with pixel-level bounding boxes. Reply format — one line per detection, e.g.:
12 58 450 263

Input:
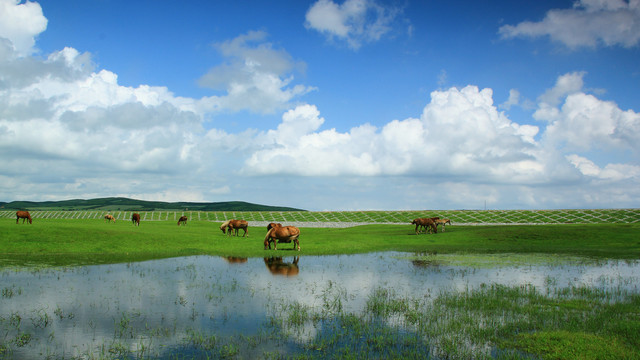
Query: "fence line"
1 209 639 224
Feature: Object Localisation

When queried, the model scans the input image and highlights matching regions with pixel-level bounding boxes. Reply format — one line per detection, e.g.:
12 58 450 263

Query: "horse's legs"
264 237 275 250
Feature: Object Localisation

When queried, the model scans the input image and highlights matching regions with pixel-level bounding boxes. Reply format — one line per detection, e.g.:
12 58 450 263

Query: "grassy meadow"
1 213 639 266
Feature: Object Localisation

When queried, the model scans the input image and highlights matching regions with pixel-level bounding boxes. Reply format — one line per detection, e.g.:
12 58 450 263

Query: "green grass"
264 283 640 359
1 214 639 359
1 218 639 266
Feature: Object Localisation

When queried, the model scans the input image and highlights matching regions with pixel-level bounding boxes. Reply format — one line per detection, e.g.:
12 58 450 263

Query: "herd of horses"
220 220 300 251
14 211 452 251
411 217 452 234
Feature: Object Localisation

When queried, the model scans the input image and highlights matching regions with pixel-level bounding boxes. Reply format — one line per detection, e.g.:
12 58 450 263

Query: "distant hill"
0 197 305 212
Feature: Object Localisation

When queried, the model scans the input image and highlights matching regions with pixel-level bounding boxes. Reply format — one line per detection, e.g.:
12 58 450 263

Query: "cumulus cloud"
244 86 544 183
1 2 639 209
305 0 403 49
535 72 640 153
0 38 211 200
0 0 47 56
499 89 520 110
499 0 640 48
567 154 640 180
198 30 314 114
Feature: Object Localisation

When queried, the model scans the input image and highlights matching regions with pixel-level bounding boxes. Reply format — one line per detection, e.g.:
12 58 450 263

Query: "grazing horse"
435 218 452 232
104 214 116 223
177 216 188 226
131 213 141 226
220 219 249 237
16 211 32 224
411 218 437 234
264 223 300 251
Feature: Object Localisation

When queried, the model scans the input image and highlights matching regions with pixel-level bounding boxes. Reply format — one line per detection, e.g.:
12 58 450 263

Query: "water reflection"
264 256 300 276
223 256 248 264
0 252 637 359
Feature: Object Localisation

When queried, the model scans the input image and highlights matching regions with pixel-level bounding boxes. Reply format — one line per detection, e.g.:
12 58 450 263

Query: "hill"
0 197 304 212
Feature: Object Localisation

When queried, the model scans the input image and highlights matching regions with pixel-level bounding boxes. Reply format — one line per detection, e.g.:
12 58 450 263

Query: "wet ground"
1 252 638 358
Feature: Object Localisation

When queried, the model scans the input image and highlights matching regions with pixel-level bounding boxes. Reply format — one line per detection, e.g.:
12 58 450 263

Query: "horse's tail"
290 226 301 238
264 228 274 249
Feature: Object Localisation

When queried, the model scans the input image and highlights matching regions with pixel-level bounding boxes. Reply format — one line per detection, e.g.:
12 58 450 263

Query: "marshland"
1 209 639 359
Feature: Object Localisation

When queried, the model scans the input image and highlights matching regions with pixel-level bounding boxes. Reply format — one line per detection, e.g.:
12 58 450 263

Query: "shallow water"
0 252 638 359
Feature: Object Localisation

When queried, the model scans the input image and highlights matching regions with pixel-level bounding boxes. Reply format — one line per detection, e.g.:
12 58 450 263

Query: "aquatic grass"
510 331 634 360
402 252 611 268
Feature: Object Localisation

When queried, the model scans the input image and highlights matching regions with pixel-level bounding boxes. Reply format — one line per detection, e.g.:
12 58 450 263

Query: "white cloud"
535 72 640 153
1 4 639 210
243 86 544 183
305 0 402 50
0 42 206 197
567 154 640 180
537 72 586 109
499 0 640 48
499 89 520 110
198 30 314 114
0 0 47 56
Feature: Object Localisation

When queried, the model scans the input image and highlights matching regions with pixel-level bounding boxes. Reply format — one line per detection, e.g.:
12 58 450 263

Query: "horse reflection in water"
264 256 300 276
223 257 248 264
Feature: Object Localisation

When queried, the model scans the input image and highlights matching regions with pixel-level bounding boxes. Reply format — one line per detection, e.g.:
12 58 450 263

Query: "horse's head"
267 223 282 231
220 220 230 233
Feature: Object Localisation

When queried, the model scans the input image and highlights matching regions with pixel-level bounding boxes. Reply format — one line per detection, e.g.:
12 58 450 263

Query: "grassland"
1 216 639 266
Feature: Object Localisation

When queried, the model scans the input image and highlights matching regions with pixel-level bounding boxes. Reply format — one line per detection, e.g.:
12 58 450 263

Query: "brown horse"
131 213 140 226
177 216 188 226
220 219 249 237
104 214 116 223
264 223 300 251
435 218 452 232
411 217 437 234
16 211 32 224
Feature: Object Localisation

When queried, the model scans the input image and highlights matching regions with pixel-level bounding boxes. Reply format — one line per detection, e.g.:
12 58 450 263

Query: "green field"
1 216 639 266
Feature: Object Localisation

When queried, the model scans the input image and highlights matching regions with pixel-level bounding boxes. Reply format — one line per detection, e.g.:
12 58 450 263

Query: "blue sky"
1 0 639 210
